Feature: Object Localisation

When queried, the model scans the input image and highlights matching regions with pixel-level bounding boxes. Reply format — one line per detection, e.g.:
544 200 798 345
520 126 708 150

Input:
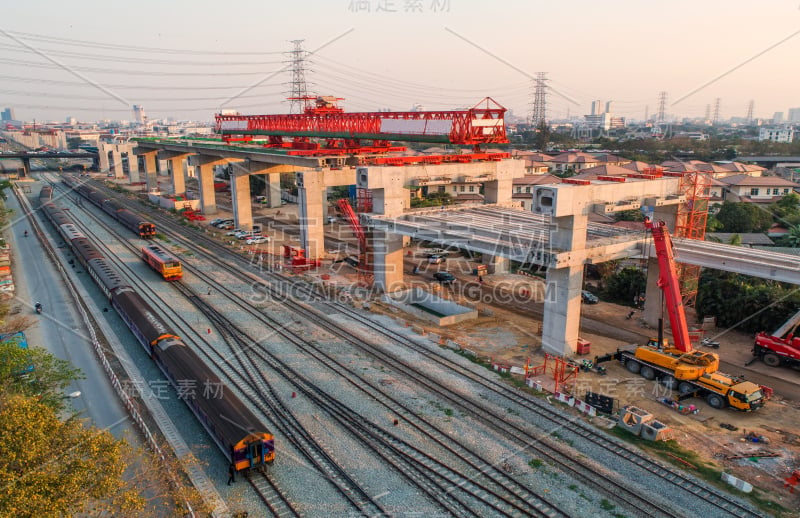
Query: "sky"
2 0 799 124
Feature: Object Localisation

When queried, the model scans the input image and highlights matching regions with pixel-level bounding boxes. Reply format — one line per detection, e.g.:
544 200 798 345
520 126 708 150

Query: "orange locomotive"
141 244 182 281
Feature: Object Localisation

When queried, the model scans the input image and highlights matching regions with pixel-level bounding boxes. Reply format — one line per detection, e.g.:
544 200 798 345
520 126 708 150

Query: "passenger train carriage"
62 175 156 239
37 185 274 472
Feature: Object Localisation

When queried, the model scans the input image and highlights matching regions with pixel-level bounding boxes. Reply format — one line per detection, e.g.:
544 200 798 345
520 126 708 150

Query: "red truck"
753 309 800 369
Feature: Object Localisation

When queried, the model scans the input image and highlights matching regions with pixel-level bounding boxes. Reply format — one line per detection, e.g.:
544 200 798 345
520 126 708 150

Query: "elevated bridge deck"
368 204 800 284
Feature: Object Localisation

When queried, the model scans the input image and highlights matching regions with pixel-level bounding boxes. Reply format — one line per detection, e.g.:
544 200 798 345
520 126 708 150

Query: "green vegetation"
600 499 615 511
696 269 800 333
602 267 646 306
410 191 454 209
528 458 544 469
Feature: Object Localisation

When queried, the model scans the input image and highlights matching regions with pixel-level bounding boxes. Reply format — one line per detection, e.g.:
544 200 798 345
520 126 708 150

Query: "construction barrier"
573 399 597 417
526 379 543 391
554 391 575 407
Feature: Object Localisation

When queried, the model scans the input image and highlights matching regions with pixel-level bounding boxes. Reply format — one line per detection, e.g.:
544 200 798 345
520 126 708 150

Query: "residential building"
1 108 15 121
718 174 799 203
758 127 794 143
788 107 800 123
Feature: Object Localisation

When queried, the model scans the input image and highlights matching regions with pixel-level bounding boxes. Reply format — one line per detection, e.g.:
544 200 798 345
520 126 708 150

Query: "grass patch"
600 499 615 511
528 458 544 469
609 426 791 517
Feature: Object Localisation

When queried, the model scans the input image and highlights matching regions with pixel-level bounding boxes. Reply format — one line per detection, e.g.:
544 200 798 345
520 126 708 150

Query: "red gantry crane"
215 96 508 154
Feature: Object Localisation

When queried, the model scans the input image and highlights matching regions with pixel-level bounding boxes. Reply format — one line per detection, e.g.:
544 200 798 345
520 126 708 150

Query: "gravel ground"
40 185 762 517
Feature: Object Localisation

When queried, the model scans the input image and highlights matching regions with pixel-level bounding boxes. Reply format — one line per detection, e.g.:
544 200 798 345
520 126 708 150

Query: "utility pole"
288 39 310 114
657 91 667 122
529 72 547 127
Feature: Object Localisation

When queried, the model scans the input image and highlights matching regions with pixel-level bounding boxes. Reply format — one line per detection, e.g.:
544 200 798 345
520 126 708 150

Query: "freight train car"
38 186 274 472
141 244 182 281
62 175 156 239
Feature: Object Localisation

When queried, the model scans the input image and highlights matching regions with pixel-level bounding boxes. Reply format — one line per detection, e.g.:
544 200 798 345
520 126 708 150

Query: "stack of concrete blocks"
618 405 671 441
618 406 653 435
640 420 671 441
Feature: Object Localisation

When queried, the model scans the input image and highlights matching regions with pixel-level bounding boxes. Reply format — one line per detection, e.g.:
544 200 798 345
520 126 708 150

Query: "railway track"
174 281 564 518
83 177 764 518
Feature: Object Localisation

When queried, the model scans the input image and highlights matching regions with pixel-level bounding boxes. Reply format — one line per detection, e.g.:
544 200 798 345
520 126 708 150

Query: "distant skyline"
2 0 800 123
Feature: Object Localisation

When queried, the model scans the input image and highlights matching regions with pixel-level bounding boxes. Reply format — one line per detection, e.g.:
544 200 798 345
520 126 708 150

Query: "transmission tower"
529 72 547 127
657 91 667 122
288 39 310 114
746 100 754 124
712 98 721 125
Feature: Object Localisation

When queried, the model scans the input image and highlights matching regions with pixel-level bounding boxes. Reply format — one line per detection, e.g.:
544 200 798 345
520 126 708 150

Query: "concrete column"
109 151 123 178
372 230 405 292
540 213 589 356
231 173 254 230
643 255 663 329
127 150 139 179
168 158 186 195
297 171 326 259
99 150 110 174
266 172 282 208
142 152 158 192
483 178 512 204
196 163 217 215
542 264 584 356
482 255 510 274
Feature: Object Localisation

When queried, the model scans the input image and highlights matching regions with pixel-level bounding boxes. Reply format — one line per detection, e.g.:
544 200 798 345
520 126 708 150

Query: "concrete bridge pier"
188 155 239 215
541 212 588 356
297 170 327 259
140 151 159 192
231 173 254 231
158 151 190 196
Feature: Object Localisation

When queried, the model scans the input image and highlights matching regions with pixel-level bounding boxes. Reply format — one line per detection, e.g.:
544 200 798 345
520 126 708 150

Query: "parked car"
226 228 244 236
218 222 235 230
213 219 234 228
246 236 270 245
208 218 225 226
581 290 599 304
433 272 456 284
427 254 445 265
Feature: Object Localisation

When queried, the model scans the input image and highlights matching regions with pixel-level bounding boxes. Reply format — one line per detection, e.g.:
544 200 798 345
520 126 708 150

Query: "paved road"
9 187 134 437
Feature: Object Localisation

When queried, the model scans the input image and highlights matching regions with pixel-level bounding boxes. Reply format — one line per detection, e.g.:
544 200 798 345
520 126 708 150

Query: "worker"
23 230 28 237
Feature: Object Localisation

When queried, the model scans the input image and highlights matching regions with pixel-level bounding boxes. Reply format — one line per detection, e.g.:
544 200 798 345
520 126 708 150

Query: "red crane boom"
645 218 693 352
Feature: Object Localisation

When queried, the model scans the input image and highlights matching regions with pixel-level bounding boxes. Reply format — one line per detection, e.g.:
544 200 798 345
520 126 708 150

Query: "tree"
0 393 143 517
715 202 773 233
770 193 800 221
533 121 550 151
614 210 644 222
603 266 646 306
0 341 82 412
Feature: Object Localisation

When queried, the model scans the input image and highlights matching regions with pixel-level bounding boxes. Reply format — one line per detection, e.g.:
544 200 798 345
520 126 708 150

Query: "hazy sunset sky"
2 0 799 123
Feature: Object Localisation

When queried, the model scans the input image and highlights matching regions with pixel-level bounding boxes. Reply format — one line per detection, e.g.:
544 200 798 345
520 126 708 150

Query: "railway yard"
11 172 800 517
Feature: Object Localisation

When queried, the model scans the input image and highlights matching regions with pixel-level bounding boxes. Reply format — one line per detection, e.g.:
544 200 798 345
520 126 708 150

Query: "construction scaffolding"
674 171 711 307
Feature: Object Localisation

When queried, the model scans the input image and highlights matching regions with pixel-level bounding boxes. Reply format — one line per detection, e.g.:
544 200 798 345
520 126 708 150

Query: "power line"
1 30 284 55
0 74 286 91
0 57 280 76
0 42 283 66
